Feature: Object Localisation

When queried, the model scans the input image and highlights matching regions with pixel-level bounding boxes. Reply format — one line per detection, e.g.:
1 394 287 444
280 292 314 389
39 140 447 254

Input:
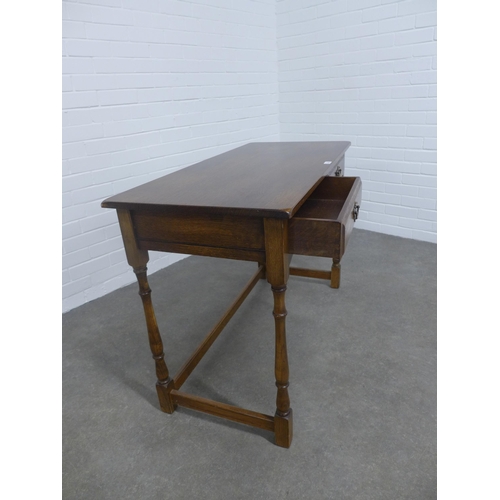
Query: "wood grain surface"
101 142 350 219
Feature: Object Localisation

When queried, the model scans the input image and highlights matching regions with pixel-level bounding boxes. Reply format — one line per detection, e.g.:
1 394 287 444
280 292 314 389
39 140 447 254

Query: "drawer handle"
334 165 342 176
352 203 360 221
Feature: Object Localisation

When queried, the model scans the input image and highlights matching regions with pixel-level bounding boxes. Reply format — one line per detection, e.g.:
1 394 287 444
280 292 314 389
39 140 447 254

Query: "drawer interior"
294 177 358 221
289 176 361 260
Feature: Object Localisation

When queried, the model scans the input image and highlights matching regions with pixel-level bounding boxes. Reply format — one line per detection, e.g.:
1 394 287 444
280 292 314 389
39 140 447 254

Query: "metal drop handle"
353 203 360 221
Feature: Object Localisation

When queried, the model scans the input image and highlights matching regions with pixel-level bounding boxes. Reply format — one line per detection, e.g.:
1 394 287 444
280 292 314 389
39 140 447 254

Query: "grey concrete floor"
63 229 436 500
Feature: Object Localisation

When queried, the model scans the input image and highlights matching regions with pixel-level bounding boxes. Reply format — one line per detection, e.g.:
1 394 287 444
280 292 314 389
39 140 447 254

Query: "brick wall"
62 0 279 312
63 0 437 312
277 0 437 242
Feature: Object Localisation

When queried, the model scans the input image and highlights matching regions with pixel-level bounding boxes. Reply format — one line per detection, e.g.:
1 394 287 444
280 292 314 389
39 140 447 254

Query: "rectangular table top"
101 141 350 219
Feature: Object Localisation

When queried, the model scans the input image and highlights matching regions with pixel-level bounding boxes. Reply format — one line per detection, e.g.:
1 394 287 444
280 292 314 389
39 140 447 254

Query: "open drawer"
289 176 362 262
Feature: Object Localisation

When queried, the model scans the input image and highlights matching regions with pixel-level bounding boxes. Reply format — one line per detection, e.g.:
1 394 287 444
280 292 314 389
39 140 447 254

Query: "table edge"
101 141 351 219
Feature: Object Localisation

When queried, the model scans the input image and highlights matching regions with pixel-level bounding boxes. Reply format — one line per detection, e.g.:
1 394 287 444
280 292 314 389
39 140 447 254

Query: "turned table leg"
133 266 175 413
264 218 293 448
271 284 293 447
117 210 175 413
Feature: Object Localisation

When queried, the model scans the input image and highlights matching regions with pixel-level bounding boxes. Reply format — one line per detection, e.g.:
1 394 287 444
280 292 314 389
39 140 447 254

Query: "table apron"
137 239 266 262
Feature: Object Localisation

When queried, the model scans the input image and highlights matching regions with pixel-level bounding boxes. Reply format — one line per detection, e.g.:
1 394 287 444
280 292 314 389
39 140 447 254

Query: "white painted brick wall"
277 0 437 243
63 0 438 313
62 0 279 312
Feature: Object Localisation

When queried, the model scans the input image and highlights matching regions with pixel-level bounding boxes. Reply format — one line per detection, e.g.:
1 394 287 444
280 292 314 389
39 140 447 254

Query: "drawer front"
340 178 362 257
288 177 361 261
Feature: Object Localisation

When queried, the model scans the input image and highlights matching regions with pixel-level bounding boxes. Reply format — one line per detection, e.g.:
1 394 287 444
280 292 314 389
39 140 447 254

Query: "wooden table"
101 142 361 448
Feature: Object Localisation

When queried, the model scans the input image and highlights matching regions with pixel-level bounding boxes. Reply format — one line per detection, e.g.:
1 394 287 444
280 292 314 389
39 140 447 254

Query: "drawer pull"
352 203 360 221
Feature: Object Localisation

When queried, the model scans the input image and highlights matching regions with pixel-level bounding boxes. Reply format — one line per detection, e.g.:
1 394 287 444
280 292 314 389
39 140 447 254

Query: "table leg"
133 266 176 413
117 210 175 414
331 259 341 289
271 284 293 447
264 219 293 448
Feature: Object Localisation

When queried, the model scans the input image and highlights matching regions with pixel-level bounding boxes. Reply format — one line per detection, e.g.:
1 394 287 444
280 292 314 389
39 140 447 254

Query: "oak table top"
102 141 350 219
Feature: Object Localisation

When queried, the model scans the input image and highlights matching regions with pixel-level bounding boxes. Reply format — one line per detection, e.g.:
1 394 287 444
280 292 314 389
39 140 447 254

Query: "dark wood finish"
289 267 331 281
173 265 264 390
331 261 341 289
289 264 341 288
288 176 362 260
116 209 175 413
102 142 351 219
102 142 360 449
171 390 275 432
132 209 265 263
288 177 361 290
132 210 265 251
264 218 293 448
138 240 265 263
